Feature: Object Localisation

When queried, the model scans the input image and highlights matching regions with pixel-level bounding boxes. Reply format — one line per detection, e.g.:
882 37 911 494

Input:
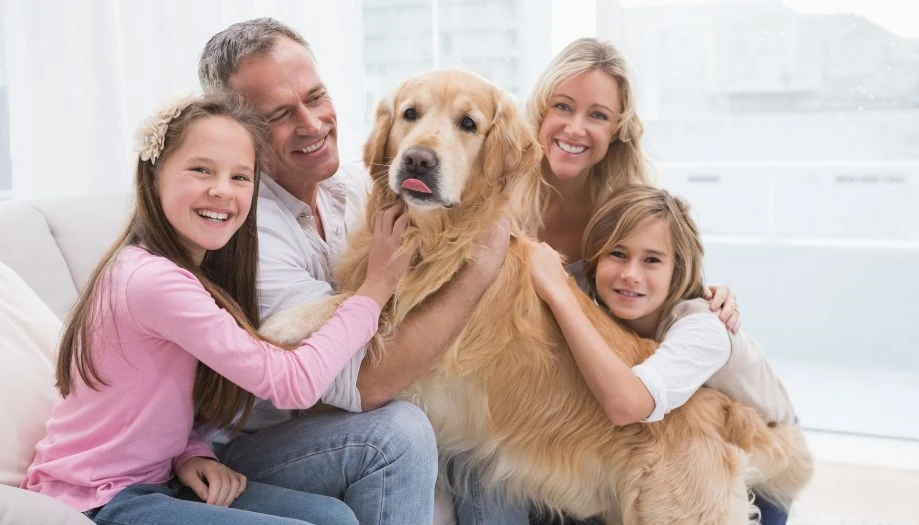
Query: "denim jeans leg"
218 400 438 525
90 482 356 525
447 458 529 525
753 491 789 525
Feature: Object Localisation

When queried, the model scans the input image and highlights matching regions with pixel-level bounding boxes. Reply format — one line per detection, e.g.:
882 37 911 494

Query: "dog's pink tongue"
401 178 433 194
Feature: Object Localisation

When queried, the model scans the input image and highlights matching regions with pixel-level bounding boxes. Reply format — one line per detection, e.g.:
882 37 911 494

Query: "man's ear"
363 97 393 180
483 90 541 186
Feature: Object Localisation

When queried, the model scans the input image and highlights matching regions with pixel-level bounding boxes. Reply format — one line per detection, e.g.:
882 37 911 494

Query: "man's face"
228 37 339 194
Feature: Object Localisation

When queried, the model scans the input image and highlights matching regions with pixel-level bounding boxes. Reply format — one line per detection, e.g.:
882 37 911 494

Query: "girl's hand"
358 204 417 308
703 284 740 334
176 457 247 507
529 242 571 301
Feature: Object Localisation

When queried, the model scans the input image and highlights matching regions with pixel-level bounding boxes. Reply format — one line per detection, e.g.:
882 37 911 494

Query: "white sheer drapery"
2 0 365 200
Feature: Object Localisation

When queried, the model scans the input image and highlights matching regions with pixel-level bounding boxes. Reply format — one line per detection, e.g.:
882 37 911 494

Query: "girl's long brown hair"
56 94 271 430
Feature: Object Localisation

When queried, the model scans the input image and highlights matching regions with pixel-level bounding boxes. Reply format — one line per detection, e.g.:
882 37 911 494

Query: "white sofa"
0 193 130 525
0 193 458 525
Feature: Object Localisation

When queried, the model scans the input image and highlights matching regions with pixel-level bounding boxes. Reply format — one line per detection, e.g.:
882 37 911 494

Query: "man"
198 18 508 524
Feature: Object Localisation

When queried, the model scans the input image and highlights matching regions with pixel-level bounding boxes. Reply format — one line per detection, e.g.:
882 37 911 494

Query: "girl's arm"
173 429 218 474
630 312 730 421
530 243 654 425
530 243 731 426
126 262 381 410
126 207 413 411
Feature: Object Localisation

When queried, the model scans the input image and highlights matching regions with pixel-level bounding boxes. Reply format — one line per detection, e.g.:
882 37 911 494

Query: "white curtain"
2 0 365 200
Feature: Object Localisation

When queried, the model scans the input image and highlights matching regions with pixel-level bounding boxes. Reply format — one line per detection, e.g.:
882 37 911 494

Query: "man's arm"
357 219 510 410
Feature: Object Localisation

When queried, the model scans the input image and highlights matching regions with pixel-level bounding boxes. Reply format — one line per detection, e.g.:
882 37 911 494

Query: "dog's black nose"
402 147 439 172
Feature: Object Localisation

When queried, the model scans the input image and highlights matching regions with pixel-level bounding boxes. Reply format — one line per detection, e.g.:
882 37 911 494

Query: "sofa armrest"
0 485 93 525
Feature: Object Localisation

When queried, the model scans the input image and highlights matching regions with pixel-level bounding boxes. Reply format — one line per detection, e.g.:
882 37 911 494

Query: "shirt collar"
259 174 312 218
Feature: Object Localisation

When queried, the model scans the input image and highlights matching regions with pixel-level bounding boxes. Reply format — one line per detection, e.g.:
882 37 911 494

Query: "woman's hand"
703 284 740 334
529 242 572 301
358 204 417 308
176 457 247 507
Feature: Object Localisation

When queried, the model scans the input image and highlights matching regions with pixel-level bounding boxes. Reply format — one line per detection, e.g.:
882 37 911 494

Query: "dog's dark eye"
403 107 419 121
459 115 477 132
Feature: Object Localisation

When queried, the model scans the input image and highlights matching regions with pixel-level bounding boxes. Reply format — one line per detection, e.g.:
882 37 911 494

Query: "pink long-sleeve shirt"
22 246 380 512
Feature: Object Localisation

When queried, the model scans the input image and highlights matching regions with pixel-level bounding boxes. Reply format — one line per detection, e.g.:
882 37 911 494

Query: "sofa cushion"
0 263 63 486
0 485 93 525
30 193 131 295
0 202 79 319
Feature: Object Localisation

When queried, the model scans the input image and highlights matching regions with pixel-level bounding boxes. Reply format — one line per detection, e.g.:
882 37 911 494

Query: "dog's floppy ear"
363 97 393 180
483 90 541 186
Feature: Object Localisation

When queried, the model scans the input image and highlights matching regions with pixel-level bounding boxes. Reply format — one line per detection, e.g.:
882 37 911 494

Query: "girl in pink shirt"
23 94 414 525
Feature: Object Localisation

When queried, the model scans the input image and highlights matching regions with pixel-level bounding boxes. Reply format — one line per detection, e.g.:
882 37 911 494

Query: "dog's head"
364 69 540 214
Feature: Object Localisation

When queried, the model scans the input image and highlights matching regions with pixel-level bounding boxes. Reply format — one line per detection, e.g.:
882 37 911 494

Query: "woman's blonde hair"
525 37 652 231
583 185 705 317
56 94 271 431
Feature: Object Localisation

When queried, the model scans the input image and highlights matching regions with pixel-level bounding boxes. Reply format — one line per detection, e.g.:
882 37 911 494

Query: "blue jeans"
449 458 529 525
217 401 438 525
86 480 357 525
455 472 788 525
753 492 789 525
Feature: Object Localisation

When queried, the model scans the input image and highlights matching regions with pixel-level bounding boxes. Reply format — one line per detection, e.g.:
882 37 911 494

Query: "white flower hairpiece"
134 91 199 165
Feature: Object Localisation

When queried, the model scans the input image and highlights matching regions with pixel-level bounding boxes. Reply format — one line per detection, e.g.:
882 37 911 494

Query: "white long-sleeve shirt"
232 165 371 438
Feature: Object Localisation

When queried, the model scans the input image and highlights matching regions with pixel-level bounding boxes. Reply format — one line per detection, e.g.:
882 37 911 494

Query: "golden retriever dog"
261 69 813 524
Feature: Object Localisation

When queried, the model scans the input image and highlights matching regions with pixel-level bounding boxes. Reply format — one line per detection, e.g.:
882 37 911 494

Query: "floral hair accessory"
134 92 198 165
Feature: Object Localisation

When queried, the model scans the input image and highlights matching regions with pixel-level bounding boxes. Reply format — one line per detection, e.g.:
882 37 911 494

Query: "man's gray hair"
198 17 313 94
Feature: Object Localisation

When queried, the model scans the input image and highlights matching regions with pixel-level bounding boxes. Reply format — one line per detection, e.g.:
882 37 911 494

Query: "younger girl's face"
538 69 621 184
156 115 256 265
594 219 675 337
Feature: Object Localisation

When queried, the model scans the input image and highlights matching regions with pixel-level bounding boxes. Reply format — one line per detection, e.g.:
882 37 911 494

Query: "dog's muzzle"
395 146 449 208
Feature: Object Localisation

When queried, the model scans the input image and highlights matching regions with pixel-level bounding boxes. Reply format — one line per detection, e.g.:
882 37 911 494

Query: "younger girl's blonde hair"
582 184 705 317
522 37 652 233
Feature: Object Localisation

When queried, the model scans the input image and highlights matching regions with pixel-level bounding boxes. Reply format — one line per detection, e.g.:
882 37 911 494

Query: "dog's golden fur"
261 69 813 524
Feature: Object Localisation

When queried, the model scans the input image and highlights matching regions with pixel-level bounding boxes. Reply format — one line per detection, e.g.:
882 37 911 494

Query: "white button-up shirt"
240 164 371 435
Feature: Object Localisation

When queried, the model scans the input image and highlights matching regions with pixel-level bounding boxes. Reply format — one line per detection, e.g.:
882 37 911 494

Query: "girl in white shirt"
530 184 797 524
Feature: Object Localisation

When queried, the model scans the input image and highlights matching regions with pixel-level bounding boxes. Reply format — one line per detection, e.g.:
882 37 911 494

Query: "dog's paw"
260 295 349 345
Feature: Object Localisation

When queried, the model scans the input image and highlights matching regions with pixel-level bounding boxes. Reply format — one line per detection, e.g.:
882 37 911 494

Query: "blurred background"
2 1 917 522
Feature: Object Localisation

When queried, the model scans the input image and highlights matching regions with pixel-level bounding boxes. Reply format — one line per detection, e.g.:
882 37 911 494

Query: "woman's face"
538 69 621 184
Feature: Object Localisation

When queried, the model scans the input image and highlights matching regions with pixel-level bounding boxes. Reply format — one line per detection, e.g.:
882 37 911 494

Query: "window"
619 0 919 441
0 2 11 200
361 0 919 444
362 0 553 119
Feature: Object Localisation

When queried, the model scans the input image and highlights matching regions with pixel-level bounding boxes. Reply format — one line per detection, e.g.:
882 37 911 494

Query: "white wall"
1 0 365 200
661 162 919 440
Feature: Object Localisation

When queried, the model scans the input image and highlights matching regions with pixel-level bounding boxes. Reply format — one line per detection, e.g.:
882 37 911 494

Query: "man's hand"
357 215 511 410
176 457 247 507
703 284 740 334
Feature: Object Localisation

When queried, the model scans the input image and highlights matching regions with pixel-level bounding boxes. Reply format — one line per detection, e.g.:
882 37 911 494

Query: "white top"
225 164 372 439
567 258 794 425
632 312 731 422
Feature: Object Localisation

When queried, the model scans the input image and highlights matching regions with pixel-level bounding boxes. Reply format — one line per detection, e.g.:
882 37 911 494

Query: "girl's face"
538 69 621 184
594 219 675 337
156 116 256 265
